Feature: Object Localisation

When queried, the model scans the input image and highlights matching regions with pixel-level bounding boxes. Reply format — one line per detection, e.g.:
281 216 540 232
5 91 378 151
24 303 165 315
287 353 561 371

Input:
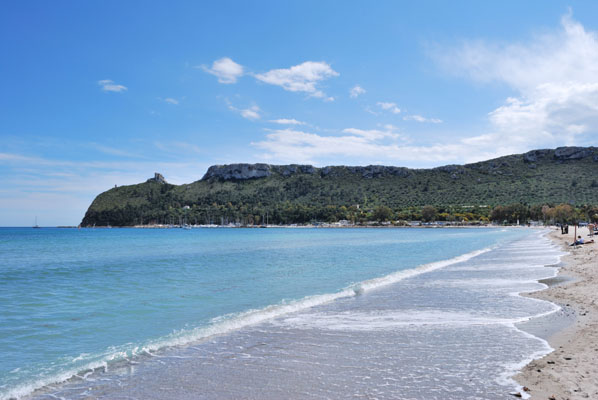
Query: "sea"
0 227 565 399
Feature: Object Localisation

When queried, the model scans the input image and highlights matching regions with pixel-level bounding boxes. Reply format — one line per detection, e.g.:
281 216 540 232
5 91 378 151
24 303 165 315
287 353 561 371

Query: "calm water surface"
0 227 559 399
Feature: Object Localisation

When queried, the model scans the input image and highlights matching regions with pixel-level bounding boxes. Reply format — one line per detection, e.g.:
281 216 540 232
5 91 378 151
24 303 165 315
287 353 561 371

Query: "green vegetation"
81 147 598 226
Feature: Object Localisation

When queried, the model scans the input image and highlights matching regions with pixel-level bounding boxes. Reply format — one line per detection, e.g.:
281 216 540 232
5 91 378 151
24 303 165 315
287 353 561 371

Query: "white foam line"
2 244 495 400
2 359 109 400
144 245 497 352
498 325 554 400
280 310 560 331
498 229 568 399
358 246 494 292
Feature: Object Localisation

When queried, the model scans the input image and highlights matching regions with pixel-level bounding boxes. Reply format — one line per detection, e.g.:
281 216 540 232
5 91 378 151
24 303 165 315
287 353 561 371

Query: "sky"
2 1 598 226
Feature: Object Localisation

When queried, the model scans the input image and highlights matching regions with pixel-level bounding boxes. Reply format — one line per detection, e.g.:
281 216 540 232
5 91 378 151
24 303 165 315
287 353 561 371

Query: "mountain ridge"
81 146 598 226
199 146 598 181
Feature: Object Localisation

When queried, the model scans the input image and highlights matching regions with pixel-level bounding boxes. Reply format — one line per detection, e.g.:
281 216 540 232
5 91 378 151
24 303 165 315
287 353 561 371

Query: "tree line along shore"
80 202 594 228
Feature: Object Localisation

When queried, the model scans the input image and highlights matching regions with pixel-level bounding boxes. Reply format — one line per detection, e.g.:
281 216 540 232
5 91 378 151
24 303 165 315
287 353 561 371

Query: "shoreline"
515 227 598 399
51 223 530 229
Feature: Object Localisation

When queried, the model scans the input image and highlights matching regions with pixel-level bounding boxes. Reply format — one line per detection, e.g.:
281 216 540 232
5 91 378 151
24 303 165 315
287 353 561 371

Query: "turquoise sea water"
0 227 540 399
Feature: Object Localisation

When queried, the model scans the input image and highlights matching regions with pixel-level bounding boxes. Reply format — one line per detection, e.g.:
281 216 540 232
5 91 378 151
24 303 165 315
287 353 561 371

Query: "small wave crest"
279 310 549 331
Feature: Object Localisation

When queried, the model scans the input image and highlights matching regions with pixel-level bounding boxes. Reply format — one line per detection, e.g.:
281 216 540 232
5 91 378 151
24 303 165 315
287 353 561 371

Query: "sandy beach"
516 227 598 399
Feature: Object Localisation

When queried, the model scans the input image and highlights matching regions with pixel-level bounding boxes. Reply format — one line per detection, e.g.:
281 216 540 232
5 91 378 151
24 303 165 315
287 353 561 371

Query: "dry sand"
515 227 598 400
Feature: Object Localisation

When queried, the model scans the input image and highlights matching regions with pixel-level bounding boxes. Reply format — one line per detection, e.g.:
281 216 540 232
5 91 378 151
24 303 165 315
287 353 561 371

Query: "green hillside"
81 147 598 226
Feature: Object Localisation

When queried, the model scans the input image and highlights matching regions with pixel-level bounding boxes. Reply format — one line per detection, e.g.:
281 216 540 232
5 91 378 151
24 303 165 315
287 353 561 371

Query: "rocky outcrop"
321 165 410 178
202 163 411 180
553 147 595 161
352 165 410 178
320 166 336 177
435 164 464 173
202 164 320 181
273 164 317 176
199 146 598 182
147 172 167 184
523 149 550 163
202 164 273 180
435 164 468 179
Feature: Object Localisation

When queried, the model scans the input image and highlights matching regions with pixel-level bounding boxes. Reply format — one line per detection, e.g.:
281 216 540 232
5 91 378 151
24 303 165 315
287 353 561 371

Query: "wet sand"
515 227 598 399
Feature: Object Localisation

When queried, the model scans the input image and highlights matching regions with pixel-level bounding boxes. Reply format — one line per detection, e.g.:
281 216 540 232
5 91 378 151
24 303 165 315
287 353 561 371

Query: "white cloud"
377 102 401 114
254 61 339 98
364 106 380 116
225 99 261 120
0 152 33 162
252 127 484 165
341 125 402 141
253 128 398 164
269 118 305 125
98 79 127 93
240 105 261 120
403 114 442 123
164 97 179 105
436 13 598 151
252 126 521 166
350 85 366 98
200 57 244 84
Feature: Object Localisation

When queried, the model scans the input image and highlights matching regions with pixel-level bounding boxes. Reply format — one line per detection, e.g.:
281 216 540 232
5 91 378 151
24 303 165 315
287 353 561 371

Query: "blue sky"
2 1 598 226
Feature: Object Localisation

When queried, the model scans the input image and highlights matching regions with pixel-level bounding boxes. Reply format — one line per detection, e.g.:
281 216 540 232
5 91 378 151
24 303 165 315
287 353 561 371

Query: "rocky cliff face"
553 146 597 161
522 147 598 163
523 149 550 163
202 164 273 180
274 164 317 176
201 163 411 181
198 147 598 182
321 165 411 178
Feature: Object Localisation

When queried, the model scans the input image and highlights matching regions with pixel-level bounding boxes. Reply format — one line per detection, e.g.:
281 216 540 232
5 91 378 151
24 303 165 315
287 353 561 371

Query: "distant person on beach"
571 235 595 246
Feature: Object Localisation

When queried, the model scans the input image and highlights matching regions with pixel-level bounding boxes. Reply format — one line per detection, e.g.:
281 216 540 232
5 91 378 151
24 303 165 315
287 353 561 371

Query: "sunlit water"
0 227 563 399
